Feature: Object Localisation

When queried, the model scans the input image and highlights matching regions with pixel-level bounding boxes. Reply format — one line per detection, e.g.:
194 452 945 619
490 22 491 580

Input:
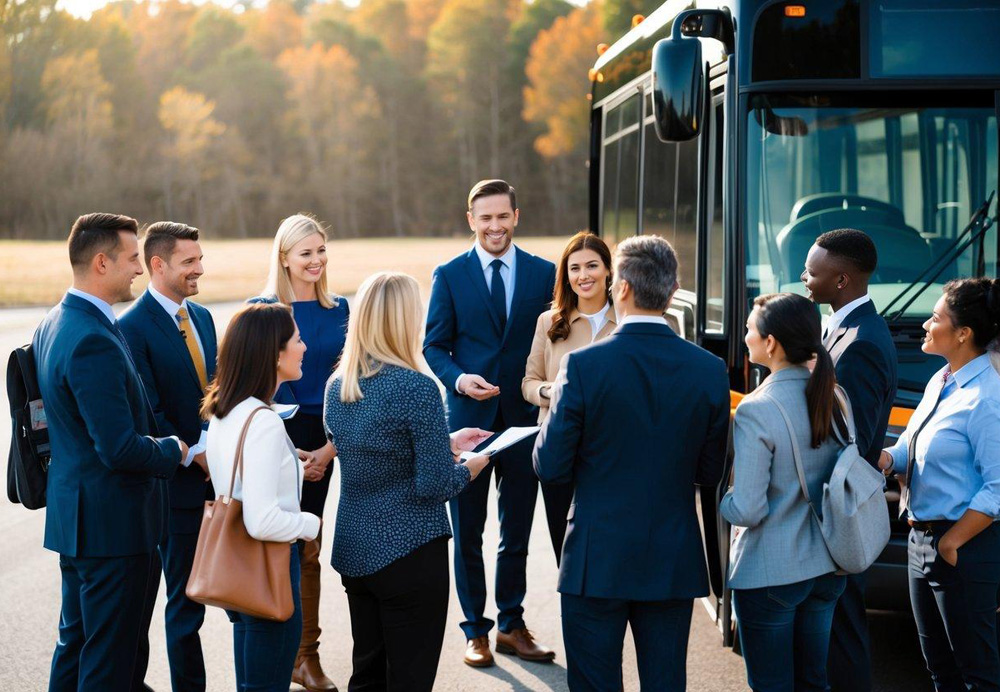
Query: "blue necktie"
490 259 507 332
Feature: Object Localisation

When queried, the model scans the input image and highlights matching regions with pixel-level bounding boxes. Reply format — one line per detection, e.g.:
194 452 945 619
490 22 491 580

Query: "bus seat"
790 193 905 226
775 208 932 285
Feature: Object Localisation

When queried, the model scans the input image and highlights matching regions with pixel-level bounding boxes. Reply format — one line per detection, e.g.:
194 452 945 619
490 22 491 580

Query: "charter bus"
589 0 1000 645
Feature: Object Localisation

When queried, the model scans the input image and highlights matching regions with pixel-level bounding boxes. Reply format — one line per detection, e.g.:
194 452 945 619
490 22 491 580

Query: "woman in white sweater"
202 302 320 691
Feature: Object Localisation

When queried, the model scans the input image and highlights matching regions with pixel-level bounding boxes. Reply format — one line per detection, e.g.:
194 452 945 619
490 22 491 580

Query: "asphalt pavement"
0 303 933 691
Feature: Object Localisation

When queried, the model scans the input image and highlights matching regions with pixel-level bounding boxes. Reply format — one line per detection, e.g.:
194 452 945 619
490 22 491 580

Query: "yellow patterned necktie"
176 306 208 391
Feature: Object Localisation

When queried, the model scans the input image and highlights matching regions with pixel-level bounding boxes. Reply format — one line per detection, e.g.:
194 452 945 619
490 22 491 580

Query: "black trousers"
909 522 1000 692
341 537 450 692
284 411 333 517
827 570 872 692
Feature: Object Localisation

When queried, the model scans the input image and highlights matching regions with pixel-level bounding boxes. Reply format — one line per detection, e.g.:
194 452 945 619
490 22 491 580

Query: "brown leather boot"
292 536 338 691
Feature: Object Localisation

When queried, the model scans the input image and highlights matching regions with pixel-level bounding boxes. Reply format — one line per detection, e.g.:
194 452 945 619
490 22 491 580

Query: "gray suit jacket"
720 367 840 589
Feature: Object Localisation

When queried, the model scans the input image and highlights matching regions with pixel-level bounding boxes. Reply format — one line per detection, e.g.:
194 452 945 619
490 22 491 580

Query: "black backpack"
6 343 50 509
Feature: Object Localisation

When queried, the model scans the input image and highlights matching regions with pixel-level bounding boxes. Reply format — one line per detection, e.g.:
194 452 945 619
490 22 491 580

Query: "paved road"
0 303 933 691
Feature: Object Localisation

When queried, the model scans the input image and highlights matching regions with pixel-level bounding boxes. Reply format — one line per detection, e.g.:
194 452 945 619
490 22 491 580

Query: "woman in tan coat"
523 231 616 563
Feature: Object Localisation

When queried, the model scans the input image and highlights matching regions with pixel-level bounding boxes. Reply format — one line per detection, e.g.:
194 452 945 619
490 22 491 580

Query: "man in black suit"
119 222 217 692
533 235 730 690
34 213 187 691
802 228 898 692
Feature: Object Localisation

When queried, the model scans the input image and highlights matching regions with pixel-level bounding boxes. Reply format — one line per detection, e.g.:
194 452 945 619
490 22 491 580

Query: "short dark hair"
201 303 296 420
815 228 878 275
142 221 200 269
468 179 516 212
68 213 139 270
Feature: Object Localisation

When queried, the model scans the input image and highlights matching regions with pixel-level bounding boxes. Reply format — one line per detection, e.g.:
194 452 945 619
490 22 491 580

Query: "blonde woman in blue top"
324 272 491 692
876 278 1000 691
248 213 348 692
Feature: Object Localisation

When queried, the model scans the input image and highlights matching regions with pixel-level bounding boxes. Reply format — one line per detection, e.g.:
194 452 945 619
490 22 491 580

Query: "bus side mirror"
652 9 733 143
651 34 704 142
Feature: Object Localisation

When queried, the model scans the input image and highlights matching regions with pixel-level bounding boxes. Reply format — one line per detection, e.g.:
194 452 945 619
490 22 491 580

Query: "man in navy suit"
34 213 186 691
533 235 730 691
803 228 898 692
119 222 217 692
424 179 557 667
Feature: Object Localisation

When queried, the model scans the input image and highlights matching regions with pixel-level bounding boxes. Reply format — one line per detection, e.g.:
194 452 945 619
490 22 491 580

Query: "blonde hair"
263 213 338 309
335 272 435 402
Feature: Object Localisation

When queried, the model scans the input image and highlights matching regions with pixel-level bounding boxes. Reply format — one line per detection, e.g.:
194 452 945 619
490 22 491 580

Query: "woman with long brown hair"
202 302 321 691
522 230 616 563
721 292 848 691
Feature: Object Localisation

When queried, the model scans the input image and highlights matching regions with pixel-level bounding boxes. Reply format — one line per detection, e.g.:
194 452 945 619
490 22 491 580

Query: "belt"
908 519 955 534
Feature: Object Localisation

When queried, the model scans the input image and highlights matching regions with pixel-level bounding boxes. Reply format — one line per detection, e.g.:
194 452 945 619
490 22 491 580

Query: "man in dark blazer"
34 213 185 691
424 179 557 667
533 235 730 691
802 228 898 692
119 222 216 692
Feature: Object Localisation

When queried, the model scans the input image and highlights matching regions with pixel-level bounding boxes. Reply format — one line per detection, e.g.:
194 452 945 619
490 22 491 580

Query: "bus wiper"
880 191 996 322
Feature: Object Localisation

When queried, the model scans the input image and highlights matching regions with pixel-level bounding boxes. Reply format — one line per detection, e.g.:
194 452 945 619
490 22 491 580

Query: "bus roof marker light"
632 14 645 28
597 43 609 56
784 5 806 18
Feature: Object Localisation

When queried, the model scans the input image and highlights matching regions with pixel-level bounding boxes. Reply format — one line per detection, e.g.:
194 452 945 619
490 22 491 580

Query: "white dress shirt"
580 302 611 340
206 397 320 543
456 242 518 393
823 294 871 340
148 284 206 362
618 314 669 328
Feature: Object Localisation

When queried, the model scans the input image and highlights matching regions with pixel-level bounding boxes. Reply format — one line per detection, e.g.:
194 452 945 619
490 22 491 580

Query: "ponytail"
753 292 839 447
806 344 837 448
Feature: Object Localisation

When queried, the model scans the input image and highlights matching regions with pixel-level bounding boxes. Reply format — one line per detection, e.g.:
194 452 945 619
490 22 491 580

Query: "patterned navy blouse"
324 364 471 577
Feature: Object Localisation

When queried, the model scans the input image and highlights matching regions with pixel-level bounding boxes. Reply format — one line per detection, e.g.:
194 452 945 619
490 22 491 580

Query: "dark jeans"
341 537 450 692
561 593 693 692
732 572 847 692
49 552 152 692
225 544 302 692
450 410 537 639
908 522 1000 692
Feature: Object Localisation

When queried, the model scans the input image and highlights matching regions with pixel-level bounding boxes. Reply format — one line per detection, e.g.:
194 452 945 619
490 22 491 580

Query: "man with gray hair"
533 235 730 691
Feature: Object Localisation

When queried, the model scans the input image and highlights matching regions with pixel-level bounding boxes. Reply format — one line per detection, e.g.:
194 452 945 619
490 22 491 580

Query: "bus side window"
675 139 699 284
704 103 726 335
601 94 641 242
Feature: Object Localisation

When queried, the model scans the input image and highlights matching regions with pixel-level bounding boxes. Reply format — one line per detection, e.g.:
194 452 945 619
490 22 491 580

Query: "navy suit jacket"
119 290 217 527
533 322 730 600
424 246 556 431
825 300 898 466
33 292 181 558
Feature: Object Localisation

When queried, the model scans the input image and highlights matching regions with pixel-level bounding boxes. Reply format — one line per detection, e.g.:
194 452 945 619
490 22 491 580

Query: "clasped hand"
450 427 493 480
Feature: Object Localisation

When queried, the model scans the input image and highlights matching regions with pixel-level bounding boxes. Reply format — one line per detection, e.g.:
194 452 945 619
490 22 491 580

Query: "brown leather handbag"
186 406 294 621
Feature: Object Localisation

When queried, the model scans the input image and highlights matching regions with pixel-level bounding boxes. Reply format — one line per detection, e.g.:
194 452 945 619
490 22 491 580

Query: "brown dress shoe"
464 636 495 667
495 629 556 662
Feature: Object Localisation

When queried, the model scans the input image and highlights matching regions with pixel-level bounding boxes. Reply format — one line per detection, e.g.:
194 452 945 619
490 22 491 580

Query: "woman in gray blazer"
721 293 847 691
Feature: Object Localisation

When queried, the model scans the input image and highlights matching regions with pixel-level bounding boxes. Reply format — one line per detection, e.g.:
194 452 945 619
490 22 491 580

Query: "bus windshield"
744 93 999 322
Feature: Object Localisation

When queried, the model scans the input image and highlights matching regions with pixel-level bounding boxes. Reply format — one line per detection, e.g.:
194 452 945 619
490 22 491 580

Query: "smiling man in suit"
119 222 217 692
34 213 187 691
424 179 557 667
802 228 898 692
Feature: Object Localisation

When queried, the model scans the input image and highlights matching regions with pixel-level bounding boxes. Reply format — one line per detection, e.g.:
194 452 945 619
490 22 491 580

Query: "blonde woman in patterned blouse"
324 272 491 692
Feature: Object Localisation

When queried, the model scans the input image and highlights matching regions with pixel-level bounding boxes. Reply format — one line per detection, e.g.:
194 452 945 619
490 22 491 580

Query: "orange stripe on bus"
730 389 914 428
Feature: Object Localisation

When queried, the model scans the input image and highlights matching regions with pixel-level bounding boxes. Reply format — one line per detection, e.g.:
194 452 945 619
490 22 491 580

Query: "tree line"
0 0 661 239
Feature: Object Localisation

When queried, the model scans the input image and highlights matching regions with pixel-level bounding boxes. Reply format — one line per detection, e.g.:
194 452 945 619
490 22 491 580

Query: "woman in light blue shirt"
877 278 1000 691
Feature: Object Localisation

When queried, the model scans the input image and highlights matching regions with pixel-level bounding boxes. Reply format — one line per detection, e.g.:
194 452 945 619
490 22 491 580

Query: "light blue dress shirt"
888 353 1000 521
147 284 206 363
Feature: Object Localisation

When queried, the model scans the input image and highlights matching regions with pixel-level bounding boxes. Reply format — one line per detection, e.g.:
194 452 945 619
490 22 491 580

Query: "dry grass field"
0 236 569 307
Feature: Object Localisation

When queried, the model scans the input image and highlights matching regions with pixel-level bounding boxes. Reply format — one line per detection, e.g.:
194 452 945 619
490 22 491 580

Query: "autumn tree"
524 2 605 229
